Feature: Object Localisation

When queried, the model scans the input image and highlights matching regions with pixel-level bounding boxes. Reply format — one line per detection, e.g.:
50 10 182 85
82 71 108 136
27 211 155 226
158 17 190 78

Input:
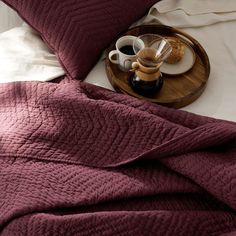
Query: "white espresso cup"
109 36 144 72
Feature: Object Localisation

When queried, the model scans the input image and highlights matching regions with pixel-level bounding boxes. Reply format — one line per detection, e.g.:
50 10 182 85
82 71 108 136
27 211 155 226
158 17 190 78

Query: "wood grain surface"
105 25 210 108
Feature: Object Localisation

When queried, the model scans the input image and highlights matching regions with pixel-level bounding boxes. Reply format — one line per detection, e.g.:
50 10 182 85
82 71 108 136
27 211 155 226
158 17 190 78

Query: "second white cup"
109 35 144 72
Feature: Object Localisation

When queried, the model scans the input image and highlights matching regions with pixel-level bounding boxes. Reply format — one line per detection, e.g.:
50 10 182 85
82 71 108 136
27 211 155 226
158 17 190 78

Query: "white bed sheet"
0 1 23 33
85 3 236 122
0 24 65 83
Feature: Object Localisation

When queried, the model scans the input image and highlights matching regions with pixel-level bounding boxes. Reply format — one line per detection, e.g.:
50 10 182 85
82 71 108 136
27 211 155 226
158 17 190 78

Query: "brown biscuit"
165 37 185 64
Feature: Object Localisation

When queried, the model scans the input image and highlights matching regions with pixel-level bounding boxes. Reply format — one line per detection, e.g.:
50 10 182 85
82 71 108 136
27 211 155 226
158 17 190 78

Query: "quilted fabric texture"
2 0 159 80
0 80 236 235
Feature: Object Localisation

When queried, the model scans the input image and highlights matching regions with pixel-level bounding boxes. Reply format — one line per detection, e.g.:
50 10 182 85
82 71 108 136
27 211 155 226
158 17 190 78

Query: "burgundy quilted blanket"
0 80 236 235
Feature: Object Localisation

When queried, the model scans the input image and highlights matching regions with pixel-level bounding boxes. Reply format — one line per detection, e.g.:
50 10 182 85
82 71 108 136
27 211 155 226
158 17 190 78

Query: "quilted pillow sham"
2 0 159 80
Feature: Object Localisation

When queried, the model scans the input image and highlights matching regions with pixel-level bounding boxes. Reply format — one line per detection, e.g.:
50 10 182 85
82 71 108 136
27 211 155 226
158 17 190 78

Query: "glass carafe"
130 34 172 96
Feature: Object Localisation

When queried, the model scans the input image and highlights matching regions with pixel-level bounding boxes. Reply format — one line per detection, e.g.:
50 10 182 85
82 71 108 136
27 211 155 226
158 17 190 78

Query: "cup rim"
133 34 172 66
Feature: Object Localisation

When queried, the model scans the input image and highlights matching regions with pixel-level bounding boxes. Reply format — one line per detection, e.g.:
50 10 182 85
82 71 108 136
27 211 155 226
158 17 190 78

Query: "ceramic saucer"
160 40 196 75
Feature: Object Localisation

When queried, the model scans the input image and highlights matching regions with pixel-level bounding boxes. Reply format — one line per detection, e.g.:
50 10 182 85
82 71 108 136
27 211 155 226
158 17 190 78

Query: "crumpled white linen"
145 0 236 28
0 24 65 83
146 9 236 28
155 0 236 15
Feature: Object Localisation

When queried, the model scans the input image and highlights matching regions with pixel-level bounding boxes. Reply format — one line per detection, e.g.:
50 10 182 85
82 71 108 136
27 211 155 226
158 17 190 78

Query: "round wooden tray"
105 25 210 108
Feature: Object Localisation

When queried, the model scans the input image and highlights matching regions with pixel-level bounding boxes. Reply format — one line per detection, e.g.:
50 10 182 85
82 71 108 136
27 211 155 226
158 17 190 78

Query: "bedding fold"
155 0 236 15
0 24 65 83
0 80 235 235
147 0 236 28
